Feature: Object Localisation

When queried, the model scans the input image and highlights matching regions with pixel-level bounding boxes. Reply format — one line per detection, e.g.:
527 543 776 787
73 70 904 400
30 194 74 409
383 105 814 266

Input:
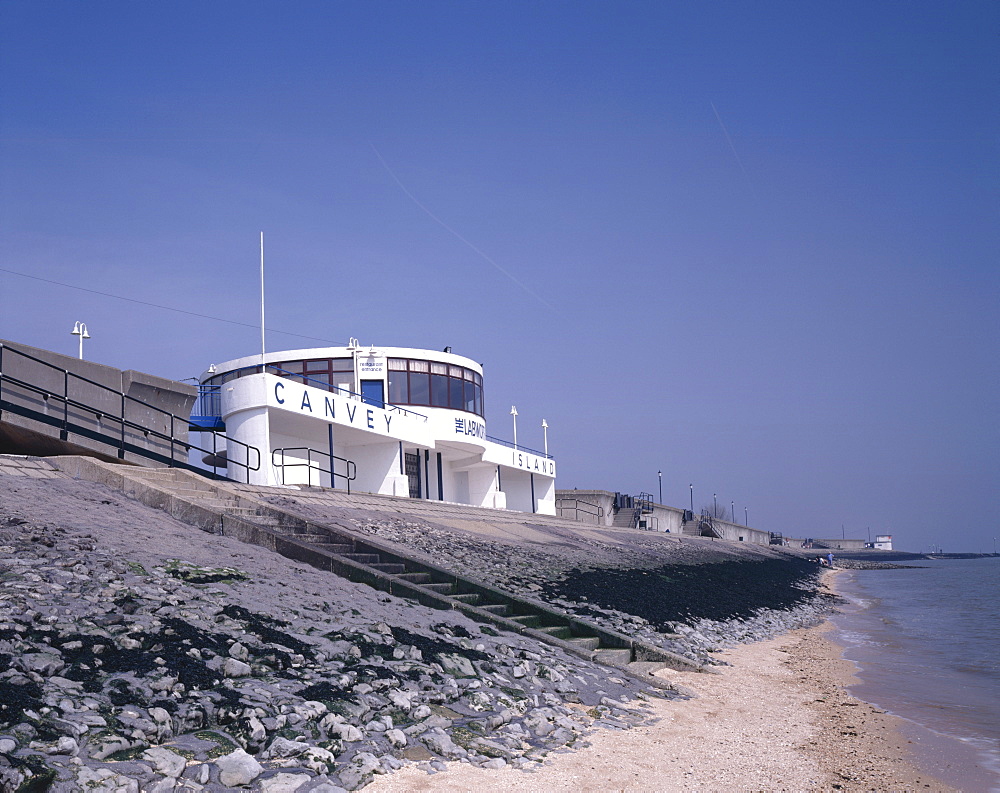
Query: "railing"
272 447 357 493
203 364 430 423
698 511 722 539
190 384 223 429
485 434 552 459
555 498 604 524
0 343 261 482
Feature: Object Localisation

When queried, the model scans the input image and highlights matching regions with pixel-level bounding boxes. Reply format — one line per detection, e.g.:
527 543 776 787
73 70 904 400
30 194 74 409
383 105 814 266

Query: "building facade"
192 341 556 514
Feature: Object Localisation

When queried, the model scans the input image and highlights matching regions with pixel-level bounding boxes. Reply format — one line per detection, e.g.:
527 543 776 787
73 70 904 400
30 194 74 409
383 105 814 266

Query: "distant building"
191 341 556 514
869 534 893 550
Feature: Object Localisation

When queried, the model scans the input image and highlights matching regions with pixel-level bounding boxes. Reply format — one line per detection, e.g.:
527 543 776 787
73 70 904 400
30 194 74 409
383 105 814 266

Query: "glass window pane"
474 384 482 415
409 372 430 404
388 372 408 404
464 380 476 412
331 358 353 372
409 360 429 373
279 361 305 373
388 358 407 371
430 362 447 375
332 373 353 394
430 374 449 406
304 372 331 389
449 377 463 409
449 365 463 378
304 359 330 372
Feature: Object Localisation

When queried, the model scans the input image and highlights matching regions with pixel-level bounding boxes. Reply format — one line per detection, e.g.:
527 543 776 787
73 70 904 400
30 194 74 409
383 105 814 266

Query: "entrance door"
360 379 385 408
404 452 422 498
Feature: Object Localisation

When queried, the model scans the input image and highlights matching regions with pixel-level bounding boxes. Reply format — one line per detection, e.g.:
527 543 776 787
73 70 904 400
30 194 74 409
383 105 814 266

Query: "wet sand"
367 617 955 792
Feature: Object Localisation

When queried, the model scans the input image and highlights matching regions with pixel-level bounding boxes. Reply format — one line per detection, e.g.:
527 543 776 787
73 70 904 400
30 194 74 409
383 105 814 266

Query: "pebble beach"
0 470 954 791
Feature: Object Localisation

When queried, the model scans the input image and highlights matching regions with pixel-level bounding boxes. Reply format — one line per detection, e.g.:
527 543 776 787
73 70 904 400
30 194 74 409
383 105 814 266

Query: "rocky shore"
1 473 838 791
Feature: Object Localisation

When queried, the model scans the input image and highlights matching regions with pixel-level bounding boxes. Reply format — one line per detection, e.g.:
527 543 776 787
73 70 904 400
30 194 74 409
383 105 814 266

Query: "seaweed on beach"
542 558 819 627
219 604 313 657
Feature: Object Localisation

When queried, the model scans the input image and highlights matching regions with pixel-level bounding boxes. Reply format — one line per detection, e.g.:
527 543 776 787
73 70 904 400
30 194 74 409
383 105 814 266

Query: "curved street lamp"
71 322 90 360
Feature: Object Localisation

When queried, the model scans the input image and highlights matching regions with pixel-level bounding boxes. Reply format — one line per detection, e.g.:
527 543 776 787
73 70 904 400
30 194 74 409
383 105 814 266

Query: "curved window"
207 355 484 417
388 358 484 416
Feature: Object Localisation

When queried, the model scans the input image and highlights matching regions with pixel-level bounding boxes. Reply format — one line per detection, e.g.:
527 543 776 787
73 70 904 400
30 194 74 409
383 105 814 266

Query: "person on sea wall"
827 552 834 567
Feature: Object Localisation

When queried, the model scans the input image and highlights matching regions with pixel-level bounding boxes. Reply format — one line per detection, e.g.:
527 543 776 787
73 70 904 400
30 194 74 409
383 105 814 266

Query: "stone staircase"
48 458 703 685
611 507 639 529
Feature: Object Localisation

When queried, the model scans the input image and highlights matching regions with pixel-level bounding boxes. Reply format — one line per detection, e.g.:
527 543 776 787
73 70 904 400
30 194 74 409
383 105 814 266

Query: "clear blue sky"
2 2 997 552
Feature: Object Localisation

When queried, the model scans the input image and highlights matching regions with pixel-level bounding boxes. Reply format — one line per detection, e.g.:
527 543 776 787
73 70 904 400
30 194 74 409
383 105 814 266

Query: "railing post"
61 370 69 441
169 413 176 466
119 391 126 459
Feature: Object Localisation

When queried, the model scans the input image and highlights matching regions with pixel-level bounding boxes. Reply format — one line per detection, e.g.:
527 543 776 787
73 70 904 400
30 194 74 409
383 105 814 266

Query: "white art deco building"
192 341 555 514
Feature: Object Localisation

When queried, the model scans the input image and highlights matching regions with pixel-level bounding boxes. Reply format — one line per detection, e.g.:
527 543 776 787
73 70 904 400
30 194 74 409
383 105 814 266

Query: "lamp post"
689 484 693 513
541 419 548 456
71 322 90 360
731 501 734 524
713 493 717 519
658 471 662 504
744 506 748 526
510 406 518 450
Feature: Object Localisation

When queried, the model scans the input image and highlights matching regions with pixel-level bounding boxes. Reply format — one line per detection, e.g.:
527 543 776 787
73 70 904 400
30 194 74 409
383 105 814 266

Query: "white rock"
54 736 78 755
294 700 327 721
260 773 311 793
222 657 252 677
0 738 16 754
229 641 249 661
385 728 407 748
249 715 266 742
263 736 310 759
327 722 363 742
142 747 187 779
215 748 263 787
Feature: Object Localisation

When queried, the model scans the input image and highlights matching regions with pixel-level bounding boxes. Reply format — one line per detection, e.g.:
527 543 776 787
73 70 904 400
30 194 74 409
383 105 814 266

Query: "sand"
367 618 956 792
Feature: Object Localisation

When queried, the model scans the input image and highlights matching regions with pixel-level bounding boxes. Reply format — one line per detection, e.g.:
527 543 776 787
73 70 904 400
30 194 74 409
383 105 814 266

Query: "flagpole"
260 231 266 364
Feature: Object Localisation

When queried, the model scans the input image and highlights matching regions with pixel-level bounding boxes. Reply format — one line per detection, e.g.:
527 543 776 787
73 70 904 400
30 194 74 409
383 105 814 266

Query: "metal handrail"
555 497 604 523
271 446 357 493
485 434 552 459
0 344 261 482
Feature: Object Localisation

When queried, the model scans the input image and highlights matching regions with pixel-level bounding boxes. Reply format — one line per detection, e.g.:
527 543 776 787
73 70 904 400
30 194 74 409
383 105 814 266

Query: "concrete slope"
48 456 705 684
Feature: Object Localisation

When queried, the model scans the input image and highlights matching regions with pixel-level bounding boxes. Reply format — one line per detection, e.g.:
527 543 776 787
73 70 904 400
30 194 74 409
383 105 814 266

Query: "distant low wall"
0 338 196 466
555 489 771 544
784 537 868 551
706 518 771 545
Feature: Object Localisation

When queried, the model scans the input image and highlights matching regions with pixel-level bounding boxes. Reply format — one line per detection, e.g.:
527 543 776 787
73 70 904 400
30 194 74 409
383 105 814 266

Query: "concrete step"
593 648 633 665
397 572 432 585
478 603 509 616
451 593 481 605
536 625 572 640
421 582 455 594
343 553 381 565
370 562 406 575
508 614 542 628
294 533 341 544
567 636 601 651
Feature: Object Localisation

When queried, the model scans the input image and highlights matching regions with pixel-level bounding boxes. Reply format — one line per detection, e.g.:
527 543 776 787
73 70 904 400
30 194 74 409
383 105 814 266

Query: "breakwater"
1 472 835 790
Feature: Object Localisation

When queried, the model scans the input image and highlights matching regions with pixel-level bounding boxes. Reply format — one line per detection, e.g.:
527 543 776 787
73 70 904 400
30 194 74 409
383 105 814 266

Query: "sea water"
832 557 1000 791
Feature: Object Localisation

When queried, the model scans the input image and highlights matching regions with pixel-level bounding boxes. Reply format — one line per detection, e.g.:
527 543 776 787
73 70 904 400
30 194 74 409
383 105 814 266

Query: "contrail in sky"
710 102 758 199
370 144 552 309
